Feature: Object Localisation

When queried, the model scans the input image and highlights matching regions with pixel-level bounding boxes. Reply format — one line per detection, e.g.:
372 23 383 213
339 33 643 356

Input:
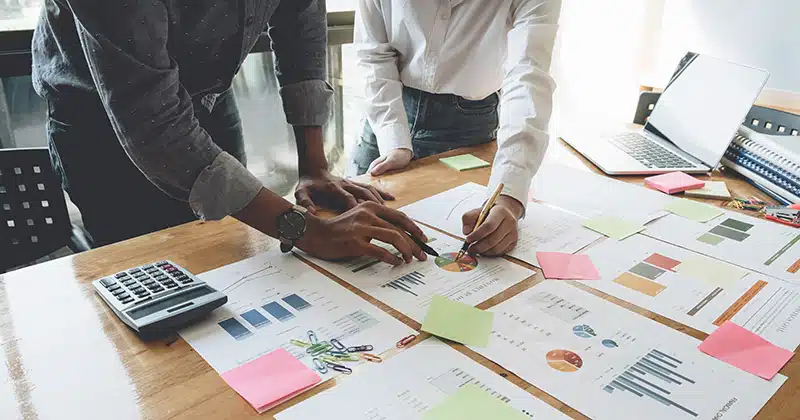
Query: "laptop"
563 53 770 175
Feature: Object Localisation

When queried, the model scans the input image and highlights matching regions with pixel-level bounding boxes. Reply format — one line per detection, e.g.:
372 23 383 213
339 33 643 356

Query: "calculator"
92 260 227 340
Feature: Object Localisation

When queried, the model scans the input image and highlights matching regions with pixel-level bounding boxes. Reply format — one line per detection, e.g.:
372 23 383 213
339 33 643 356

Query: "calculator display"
128 286 212 320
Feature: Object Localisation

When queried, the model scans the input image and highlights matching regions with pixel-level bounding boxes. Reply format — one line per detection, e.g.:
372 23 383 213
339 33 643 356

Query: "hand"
295 171 394 214
296 202 428 266
461 195 524 256
368 148 413 176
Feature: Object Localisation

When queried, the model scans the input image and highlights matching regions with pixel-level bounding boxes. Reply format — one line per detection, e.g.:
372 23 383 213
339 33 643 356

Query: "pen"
411 235 439 257
455 183 504 261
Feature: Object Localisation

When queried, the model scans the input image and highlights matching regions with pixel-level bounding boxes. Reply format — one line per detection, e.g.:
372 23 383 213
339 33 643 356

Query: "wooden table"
1 139 795 420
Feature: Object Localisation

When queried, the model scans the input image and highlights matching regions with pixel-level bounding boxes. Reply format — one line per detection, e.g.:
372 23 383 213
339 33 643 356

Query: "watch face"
278 210 306 241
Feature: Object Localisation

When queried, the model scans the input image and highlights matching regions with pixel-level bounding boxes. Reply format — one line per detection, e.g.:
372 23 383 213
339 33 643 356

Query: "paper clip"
313 357 328 374
330 338 346 351
346 345 374 353
306 342 333 356
327 350 350 357
361 353 382 363
307 330 319 345
323 360 353 374
290 338 311 348
396 334 416 348
332 353 361 362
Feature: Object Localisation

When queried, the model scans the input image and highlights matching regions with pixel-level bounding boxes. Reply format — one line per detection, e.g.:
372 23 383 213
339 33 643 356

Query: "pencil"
455 183 504 261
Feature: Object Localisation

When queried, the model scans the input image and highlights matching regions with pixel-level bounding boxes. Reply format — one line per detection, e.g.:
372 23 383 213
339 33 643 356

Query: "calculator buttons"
112 289 126 296
120 297 134 304
100 278 116 287
107 284 121 291
151 286 164 292
114 272 127 279
143 265 154 270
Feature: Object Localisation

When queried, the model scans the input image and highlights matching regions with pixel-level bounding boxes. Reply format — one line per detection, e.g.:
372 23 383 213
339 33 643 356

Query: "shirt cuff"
189 152 264 220
279 80 334 126
488 165 532 217
374 123 413 156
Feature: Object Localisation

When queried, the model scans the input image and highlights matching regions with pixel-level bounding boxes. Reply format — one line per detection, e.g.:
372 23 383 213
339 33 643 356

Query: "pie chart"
572 324 596 338
546 349 583 373
435 252 479 273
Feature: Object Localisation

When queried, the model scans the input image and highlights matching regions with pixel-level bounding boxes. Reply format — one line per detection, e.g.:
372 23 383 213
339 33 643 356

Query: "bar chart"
382 271 426 296
603 349 698 417
429 367 512 404
262 301 295 322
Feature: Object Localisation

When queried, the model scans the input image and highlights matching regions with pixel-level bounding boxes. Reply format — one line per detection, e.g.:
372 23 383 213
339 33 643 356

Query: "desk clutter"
92 161 800 419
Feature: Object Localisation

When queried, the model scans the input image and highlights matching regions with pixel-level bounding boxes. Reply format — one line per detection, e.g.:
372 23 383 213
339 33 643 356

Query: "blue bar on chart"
603 349 698 417
218 318 253 340
382 271 426 296
262 301 295 322
240 309 272 328
282 294 312 311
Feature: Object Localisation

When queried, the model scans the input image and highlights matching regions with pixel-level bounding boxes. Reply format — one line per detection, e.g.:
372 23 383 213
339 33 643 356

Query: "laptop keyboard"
609 133 694 169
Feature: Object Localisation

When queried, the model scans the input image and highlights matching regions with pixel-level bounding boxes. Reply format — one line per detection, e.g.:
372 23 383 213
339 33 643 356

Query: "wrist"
295 126 329 177
497 195 524 219
295 212 324 251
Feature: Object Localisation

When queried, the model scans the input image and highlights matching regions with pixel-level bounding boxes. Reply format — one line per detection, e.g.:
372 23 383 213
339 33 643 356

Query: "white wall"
649 0 799 95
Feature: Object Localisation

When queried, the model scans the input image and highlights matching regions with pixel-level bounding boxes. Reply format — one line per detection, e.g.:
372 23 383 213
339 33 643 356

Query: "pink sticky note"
698 322 793 380
644 172 705 194
536 252 601 280
221 348 321 413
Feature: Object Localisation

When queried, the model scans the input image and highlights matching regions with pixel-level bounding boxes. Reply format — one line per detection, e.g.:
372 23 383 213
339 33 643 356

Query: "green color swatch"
697 233 725 246
583 215 644 240
440 154 491 171
664 199 723 222
421 295 493 347
424 384 529 420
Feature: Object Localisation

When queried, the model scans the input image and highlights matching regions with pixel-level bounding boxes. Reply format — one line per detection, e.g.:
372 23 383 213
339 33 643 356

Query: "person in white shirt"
352 0 561 256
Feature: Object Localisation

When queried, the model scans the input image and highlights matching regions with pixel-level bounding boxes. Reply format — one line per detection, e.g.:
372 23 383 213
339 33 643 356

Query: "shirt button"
246 16 255 26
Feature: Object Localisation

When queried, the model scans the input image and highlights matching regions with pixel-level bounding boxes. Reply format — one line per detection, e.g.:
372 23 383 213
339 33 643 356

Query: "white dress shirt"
355 0 561 206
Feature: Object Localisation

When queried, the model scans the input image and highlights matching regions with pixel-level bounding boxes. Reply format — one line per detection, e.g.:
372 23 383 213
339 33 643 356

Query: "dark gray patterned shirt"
32 0 333 220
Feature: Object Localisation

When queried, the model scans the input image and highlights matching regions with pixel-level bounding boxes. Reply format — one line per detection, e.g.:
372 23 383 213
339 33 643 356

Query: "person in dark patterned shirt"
32 0 428 265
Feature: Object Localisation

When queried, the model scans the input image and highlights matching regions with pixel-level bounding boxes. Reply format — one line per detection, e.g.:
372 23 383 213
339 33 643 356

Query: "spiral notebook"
721 126 800 203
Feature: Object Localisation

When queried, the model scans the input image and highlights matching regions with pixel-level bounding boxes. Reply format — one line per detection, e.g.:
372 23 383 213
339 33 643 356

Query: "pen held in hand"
456 183 505 261
411 235 439 257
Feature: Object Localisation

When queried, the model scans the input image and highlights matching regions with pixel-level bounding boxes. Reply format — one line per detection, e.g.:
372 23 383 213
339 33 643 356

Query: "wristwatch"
277 205 308 253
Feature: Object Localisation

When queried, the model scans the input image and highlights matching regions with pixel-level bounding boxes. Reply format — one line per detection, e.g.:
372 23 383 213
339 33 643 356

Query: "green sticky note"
675 257 749 288
423 384 528 420
665 198 723 222
440 154 491 171
583 215 644 240
421 295 493 347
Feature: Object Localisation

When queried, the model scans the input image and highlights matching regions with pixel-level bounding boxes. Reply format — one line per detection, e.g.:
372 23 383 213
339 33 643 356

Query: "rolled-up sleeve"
268 0 333 126
489 0 561 209
67 0 262 220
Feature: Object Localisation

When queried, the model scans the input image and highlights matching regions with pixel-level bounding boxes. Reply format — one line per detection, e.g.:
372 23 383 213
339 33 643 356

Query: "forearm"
233 188 295 239
295 126 329 177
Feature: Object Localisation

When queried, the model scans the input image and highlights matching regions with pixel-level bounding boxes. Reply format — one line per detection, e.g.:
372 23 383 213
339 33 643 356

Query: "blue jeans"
352 86 499 175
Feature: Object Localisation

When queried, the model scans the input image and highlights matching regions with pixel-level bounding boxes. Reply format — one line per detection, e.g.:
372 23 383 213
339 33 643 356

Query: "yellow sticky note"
421 295 493 347
423 384 528 420
583 216 644 240
665 199 723 222
675 257 749 288
440 154 491 171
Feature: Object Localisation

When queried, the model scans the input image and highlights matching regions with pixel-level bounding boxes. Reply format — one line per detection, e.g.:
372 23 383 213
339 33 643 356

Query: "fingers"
294 187 317 214
361 226 417 263
465 210 502 244
365 214 426 261
462 209 481 235
343 182 384 205
367 156 386 174
475 230 518 257
366 203 428 244
332 184 359 210
360 241 404 266
370 160 393 176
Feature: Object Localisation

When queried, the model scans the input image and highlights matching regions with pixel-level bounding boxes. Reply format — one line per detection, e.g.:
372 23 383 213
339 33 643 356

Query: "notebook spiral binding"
721 129 800 203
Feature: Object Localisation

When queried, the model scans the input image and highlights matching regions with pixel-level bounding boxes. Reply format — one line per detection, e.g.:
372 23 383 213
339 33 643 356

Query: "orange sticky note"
221 348 321 413
698 321 793 380
644 172 705 194
536 252 601 280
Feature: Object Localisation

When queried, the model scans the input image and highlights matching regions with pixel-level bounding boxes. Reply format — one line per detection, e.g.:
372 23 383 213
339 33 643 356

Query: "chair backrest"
632 91 800 136
0 147 71 270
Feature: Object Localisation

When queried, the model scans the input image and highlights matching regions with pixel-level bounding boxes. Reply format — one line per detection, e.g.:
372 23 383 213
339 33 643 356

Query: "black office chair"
0 147 91 272
632 91 800 136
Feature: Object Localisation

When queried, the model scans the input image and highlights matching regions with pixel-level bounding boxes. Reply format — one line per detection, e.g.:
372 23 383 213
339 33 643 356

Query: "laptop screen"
645 53 769 168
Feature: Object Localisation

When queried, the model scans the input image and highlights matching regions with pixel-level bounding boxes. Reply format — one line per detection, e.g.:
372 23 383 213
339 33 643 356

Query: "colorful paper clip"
331 353 361 362
306 342 333 356
290 338 311 348
361 353 383 363
330 338 346 351
322 360 353 374
307 330 319 345
327 350 350 357
396 334 417 348
346 345 374 353
312 357 328 374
